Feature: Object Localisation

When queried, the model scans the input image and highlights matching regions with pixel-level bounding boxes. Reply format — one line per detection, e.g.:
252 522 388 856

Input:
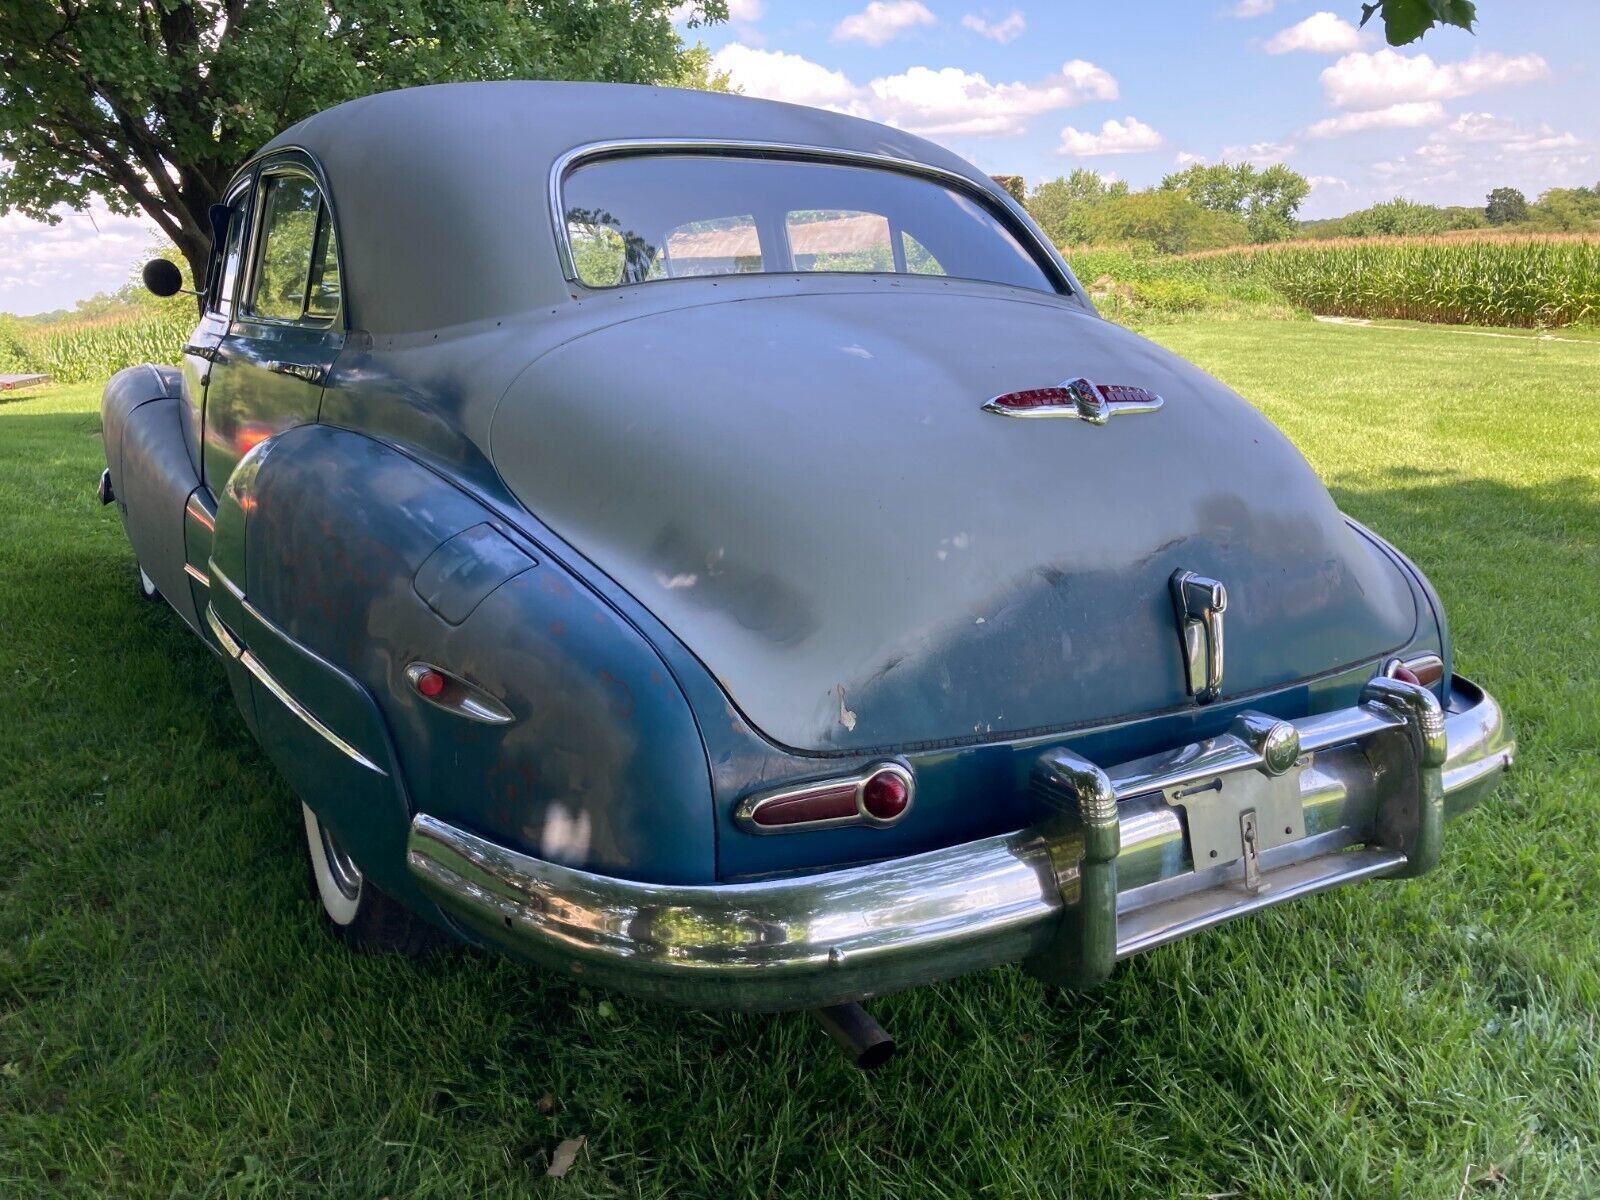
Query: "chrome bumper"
407 674 1512 1011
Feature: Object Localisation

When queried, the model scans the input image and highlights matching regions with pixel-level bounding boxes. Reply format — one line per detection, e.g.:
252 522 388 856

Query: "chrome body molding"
183 562 210 587
206 591 387 777
239 647 387 776
404 661 514 725
407 674 1512 1011
547 138 1073 294
981 377 1164 423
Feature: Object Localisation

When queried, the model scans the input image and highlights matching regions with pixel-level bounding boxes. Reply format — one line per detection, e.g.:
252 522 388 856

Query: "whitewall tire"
299 802 448 954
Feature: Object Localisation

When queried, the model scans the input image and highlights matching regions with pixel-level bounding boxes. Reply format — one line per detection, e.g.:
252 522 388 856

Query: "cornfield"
5 305 193 384
1182 235 1599 328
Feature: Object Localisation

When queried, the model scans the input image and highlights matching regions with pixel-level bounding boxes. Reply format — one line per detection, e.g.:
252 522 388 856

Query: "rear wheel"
301 803 447 955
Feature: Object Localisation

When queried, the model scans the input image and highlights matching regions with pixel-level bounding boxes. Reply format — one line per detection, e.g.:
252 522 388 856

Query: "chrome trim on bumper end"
406 674 1512 1011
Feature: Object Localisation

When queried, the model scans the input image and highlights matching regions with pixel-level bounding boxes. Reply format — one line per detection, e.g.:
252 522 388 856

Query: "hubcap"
318 822 363 902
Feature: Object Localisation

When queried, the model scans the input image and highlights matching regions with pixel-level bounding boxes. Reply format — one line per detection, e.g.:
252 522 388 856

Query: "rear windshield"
560 153 1059 294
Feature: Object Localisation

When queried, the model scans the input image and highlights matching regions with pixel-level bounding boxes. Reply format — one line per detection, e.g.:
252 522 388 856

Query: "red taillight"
1386 654 1443 688
861 769 910 820
415 668 447 698
738 763 915 833
749 783 859 829
991 386 1075 410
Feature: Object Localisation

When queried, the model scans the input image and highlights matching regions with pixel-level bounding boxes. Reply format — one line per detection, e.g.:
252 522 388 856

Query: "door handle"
265 361 327 385
183 342 221 362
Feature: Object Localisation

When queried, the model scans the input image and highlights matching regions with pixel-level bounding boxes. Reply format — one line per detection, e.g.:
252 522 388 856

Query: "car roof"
257 81 1008 335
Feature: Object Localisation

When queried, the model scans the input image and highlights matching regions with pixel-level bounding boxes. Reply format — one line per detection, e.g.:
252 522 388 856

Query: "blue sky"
2 0 1594 315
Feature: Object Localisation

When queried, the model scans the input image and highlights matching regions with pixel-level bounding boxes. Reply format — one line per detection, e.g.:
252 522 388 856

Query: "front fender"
212 424 714 891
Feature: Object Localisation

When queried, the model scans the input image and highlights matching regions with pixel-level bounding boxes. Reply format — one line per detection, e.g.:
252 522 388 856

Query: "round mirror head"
142 258 184 298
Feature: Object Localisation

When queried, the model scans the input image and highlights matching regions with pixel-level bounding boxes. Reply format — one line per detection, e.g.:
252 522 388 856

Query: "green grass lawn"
2 319 1597 1198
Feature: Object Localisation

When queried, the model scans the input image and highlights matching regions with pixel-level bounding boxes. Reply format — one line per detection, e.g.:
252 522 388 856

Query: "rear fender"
212 424 713 900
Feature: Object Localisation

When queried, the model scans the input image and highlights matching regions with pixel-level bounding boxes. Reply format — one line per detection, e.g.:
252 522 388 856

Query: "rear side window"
561 154 1055 293
247 172 341 325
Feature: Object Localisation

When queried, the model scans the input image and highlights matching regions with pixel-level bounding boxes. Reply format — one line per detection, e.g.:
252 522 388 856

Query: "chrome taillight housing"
734 762 915 834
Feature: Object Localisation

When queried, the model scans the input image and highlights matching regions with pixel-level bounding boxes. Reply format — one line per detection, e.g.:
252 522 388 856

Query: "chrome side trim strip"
239 648 387 777
205 604 242 658
407 674 1511 1011
183 562 210 587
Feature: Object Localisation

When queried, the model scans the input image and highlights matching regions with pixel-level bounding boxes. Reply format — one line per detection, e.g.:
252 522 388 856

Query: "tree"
1159 162 1309 244
1529 185 1600 231
1081 191 1248 255
1341 197 1447 236
1025 169 1129 246
1 1 728 284
1358 0 1476 46
1484 187 1529 225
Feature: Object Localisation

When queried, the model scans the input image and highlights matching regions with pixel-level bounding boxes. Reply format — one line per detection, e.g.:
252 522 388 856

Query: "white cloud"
1321 49 1550 109
1230 0 1277 15
1265 12 1363 54
962 10 1026 43
710 44 857 108
712 45 1119 137
1412 112 1583 165
833 1 936 45
1220 140 1297 164
1306 174 1350 192
0 201 160 315
1304 100 1446 138
1430 111 1581 153
868 60 1118 135
1174 150 1206 166
1057 117 1165 157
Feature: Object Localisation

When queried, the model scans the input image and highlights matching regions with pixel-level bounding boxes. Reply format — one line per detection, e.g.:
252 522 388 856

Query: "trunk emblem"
982 377 1164 424
1171 570 1227 704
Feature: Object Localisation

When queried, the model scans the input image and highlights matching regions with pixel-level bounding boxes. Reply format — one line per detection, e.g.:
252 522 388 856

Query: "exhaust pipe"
812 1002 895 1070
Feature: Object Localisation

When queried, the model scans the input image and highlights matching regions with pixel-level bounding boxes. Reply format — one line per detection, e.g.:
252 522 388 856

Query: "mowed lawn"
1 318 1596 1198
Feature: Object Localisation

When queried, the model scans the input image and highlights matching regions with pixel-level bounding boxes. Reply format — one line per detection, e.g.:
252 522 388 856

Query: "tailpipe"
812 1002 895 1070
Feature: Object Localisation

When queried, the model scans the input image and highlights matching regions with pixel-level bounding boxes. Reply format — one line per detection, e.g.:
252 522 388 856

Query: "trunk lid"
490 285 1415 752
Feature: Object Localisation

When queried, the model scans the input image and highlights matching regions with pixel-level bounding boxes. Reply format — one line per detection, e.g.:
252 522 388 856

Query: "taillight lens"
738 763 915 833
1386 654 1444 688
861 769 910 820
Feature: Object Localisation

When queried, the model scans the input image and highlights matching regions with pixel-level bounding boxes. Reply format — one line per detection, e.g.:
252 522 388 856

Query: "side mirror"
142 258 185 298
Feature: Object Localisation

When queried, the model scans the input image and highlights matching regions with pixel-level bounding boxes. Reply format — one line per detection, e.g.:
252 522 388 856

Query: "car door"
202 156 344 491
181 178 253 478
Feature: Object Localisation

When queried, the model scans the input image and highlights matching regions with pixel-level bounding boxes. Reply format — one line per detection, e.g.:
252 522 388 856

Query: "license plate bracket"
1164 762 1307 868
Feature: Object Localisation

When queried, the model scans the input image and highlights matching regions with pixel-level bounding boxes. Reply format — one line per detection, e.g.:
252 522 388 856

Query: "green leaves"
1358 0 1478 47
0 0 726 282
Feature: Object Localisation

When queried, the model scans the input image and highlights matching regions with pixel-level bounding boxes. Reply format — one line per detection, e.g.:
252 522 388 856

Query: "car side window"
211 197 251 318
247 172 341 325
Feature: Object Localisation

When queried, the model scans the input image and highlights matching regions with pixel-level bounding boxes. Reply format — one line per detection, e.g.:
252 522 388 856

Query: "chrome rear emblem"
1171 570 1227 704
982 376 1164 424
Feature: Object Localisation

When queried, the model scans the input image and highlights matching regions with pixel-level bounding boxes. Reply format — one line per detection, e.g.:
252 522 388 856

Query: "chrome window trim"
236 152 346 332
549 138 1072 296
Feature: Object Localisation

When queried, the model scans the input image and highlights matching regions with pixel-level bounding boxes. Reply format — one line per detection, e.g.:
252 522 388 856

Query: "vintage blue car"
101 81 1512 1065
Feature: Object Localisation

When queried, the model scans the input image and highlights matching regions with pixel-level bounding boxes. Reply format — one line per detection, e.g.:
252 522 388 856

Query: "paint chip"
836 685 858 731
